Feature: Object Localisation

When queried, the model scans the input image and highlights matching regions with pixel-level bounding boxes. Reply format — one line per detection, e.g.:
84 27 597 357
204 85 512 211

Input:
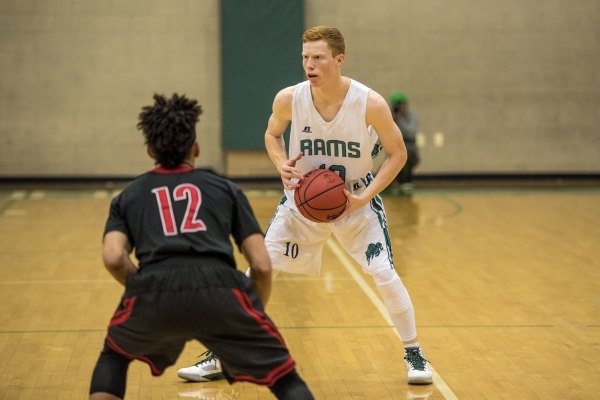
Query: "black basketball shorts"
104 260 295 387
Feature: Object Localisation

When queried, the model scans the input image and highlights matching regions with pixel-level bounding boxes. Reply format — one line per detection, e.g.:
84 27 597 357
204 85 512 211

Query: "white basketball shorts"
264 191 395 276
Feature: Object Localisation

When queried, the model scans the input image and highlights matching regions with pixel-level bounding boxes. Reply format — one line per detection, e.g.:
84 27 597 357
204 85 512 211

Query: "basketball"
294 169 347 222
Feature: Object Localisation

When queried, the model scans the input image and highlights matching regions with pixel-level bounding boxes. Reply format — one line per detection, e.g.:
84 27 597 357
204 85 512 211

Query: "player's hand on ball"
281 152 303 190
330 189 367 221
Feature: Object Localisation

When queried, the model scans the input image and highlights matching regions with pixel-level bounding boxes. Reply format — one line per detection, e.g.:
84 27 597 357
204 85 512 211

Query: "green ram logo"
365 242 384 265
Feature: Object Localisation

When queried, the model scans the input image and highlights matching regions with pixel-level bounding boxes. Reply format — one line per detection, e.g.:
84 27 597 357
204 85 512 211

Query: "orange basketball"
293 169 347 222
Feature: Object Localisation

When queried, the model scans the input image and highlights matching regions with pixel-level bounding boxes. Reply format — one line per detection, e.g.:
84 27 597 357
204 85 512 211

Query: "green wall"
221 0 304 150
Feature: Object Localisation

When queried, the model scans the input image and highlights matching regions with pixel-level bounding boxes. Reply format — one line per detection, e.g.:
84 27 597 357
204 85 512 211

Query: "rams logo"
365 242 384 265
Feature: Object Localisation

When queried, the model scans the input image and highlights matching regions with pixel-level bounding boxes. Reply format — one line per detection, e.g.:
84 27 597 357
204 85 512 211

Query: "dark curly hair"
137 93 203 169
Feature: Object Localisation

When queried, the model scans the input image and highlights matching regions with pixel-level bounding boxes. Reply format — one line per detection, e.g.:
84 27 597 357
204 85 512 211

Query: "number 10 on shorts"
284 242 298 259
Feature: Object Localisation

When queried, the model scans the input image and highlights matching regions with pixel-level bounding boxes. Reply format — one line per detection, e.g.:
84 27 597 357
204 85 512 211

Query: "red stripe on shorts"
232 289 286 345
105 334 163 376
109 296 137 327
233 357 296 387
230 289 296 386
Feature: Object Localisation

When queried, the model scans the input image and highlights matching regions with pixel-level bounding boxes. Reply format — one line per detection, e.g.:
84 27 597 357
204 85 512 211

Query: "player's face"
302 40 343 86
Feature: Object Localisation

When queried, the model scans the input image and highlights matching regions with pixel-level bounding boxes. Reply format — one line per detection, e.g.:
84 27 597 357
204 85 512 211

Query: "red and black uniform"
103 166 295 385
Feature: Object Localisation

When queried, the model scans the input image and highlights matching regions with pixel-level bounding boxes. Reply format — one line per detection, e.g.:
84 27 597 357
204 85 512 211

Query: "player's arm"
364 91 407 196
264 86 303 190
102 231 138 286
338 91 407 218
240 233 272 306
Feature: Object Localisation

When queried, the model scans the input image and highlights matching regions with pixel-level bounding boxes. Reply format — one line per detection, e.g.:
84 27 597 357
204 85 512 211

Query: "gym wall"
1 0 599 178
0 0 222 177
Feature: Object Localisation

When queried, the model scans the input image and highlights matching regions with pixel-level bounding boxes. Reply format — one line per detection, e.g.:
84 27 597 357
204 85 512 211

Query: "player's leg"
371 268 431 384
269 370 314 400
333 195 432 384
195 279 314 399
178 265 280 382
89 344 132 400
264 197 330 275
244 197 328 279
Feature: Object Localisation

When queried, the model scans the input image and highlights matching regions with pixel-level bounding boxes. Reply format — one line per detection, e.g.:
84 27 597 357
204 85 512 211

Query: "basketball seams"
300 169 329 205
295 169 327 207
300 183 346 209
294 169 347 222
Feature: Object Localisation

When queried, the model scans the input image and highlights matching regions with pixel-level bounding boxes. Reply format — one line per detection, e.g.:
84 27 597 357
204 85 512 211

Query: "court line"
326 238 459 400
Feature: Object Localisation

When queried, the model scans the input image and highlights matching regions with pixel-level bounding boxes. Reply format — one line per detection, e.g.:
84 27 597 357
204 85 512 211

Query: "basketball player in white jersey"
178 26 432 385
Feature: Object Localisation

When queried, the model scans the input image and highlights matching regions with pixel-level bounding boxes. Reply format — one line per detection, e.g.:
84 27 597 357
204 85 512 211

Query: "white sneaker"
404 347 433 385
177 351 225 382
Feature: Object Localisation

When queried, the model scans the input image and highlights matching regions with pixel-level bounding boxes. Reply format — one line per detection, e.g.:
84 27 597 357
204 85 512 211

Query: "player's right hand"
281 152 303 190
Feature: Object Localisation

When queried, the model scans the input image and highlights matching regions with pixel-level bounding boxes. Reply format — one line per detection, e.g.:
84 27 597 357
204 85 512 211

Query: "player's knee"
89 345 131 399
270 370 314 400
373 270 412 315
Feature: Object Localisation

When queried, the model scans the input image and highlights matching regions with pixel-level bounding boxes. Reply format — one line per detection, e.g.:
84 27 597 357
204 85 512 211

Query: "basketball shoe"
404 347 433 384
177 350 224 382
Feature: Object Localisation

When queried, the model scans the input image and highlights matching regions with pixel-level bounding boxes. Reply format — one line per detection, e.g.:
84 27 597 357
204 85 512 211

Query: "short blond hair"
302 26 345 56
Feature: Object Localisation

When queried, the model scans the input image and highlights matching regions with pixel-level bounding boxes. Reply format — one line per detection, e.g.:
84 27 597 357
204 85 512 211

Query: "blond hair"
302 26 345 56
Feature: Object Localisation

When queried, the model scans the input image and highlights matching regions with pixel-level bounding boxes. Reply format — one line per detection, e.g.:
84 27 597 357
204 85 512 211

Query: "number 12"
152 184 207 236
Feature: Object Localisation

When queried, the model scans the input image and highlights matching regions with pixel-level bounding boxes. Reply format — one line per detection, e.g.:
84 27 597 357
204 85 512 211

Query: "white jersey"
269 79 393 276
288 79 380 190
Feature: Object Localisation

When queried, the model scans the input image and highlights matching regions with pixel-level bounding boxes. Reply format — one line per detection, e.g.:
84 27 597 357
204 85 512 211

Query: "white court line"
326 238 458 400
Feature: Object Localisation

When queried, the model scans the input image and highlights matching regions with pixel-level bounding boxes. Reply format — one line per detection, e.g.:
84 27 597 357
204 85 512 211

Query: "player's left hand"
329 189 369 222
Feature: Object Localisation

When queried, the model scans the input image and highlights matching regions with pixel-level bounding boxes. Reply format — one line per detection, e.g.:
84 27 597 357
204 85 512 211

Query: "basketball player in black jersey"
88 93 314 400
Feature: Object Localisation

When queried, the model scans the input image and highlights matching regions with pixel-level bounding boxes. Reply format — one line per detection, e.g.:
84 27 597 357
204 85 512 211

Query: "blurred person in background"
391 92 420 195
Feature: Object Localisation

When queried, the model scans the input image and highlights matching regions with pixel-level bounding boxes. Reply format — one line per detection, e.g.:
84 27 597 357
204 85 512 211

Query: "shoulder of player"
272 85 295 119
365 90 391 122
273 85 295 107
192 169 244 194
365 89 388 110
130 168 229 189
